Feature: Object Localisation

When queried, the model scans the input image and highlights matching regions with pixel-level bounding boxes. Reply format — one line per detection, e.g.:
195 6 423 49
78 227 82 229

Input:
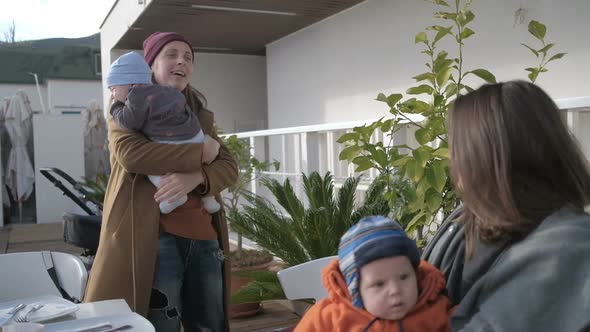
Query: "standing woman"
430 80 590 331
85 32 238 332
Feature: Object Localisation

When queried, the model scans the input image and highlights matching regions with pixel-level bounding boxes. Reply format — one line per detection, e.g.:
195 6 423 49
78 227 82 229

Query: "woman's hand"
154 171 204 204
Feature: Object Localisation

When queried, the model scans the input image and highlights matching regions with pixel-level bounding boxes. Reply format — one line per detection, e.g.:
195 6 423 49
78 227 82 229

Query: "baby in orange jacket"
295 216 452 332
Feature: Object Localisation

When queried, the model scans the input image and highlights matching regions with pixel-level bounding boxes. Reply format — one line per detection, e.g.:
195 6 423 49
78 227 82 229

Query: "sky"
0 0 116 41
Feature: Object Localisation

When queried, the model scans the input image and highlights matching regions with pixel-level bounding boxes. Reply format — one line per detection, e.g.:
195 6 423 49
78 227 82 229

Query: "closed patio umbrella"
4 91 35 222
82 99 109 181
0 98 11 208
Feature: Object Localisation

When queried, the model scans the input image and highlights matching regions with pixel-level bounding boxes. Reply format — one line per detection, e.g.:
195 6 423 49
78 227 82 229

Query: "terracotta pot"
229 302 263 319
229 258 275 319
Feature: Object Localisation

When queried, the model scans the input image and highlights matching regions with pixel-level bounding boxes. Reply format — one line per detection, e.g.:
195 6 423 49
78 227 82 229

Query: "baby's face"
359 256 418 320
110 85 130 103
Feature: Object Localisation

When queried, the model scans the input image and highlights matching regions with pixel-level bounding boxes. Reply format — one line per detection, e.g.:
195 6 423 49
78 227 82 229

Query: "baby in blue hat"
106 52 220 214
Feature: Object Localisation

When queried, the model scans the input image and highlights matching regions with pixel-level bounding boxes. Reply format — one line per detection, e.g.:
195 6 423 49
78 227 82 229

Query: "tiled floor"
0 223 301 331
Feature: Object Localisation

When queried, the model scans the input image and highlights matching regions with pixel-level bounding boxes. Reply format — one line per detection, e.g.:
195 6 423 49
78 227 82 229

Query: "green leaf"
373 149 388 169
400 99 430 114
406 212 426 234
461 27 475 39
392 156 412 167
434 58 454 73
415 128 434 145
445 83 458 98
380 119 393 133
426 161 447 192
385 94 403 107
521 43 539 57
413 72 436 83
337 132 360 143
415 178 430 199
425 190 443 212
528 20 546 41
435 11 457 20
463 10 475 25
415 32 428 44
528 70 539 82
467 69 496 83
432 148 449 158
432 0 450 7
413 148 432 167
436 50 449 61
339 145 362 161
434 94 444 107
406 159 425 182
376 93 388 103
548 52 566 62
434 26 453 44
354 160 374 172
436 67 453 86
407 84 434 95
538 43 554 54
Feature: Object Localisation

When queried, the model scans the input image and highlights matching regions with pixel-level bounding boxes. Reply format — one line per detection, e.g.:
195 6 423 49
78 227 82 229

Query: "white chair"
0 251 88 302
277 256 337 302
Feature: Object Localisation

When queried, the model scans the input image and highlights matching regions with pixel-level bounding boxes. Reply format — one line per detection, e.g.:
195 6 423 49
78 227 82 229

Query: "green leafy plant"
221 134 279 258
337 0 566 240
79 172 109 206
229 172 390 302
231 172 390 266
522 20 567 82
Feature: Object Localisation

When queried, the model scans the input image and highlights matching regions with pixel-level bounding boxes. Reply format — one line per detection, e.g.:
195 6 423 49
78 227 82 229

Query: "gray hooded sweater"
110 85 200 141
452 207 590 332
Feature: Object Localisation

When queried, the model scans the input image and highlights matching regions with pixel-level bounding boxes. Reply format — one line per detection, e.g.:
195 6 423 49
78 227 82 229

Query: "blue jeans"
147 232 225 332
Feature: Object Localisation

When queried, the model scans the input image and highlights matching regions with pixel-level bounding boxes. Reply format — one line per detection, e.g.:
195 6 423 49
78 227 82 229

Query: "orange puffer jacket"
295 259 452 332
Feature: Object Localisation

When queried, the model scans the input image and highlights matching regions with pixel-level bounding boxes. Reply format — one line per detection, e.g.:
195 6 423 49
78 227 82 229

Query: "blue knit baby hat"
106 52 152 87
338 216 420 309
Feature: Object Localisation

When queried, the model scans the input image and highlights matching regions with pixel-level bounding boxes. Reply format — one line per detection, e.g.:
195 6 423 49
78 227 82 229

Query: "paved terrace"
0 223 300 332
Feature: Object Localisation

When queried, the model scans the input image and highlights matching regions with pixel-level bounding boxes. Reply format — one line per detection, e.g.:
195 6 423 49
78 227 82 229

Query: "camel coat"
84 104 238 330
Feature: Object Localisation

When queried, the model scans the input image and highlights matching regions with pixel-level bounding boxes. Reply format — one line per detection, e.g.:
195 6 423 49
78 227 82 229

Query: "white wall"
103 49 268 134
192 53 267 133
101 1 267 133
267 0 590 128
0 84 48 113
47 79 103 114
33 114 85 224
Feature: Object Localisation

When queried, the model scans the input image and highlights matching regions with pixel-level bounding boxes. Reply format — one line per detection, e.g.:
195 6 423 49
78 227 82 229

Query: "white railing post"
249 136 257 195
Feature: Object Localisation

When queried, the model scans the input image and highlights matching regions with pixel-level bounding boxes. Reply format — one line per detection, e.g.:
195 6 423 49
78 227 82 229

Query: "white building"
101 0 590 152
0 36 104 225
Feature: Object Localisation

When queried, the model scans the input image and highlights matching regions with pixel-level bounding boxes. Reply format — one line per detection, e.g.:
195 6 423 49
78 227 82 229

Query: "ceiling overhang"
114 0 365 55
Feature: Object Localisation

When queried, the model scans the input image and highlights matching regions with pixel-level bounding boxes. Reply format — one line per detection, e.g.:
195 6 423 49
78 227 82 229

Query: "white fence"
223 96 590 210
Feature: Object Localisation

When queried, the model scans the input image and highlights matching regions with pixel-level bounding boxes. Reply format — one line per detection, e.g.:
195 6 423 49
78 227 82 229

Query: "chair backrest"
0 251 88 302
277 256 337 302
50 251 88 301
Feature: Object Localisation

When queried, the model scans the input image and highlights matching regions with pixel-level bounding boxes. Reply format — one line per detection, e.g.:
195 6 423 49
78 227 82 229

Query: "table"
0 296 154 332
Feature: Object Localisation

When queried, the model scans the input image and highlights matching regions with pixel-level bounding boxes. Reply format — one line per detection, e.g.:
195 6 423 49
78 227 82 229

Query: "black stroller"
40 167 103 261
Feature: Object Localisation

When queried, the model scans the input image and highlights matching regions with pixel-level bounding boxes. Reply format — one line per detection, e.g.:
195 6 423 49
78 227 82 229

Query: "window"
95 53 102 76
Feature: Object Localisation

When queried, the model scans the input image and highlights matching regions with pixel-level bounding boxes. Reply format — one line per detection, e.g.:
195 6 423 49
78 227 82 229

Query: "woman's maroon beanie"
142 31 194 66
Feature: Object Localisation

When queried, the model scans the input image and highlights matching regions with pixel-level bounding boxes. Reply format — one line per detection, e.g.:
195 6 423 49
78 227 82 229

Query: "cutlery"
103 325 132 332
72 322 113 332
14 304 44 322
0 303 26 326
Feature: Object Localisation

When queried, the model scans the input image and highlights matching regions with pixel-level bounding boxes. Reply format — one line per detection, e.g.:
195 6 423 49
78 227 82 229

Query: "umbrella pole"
18 201 22 223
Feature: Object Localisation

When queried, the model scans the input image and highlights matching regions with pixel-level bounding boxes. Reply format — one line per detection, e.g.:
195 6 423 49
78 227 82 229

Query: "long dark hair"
449 80 590 256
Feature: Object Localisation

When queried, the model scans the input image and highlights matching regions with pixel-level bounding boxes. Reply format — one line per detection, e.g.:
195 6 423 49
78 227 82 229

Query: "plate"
43 313 154 332
0 295 79 324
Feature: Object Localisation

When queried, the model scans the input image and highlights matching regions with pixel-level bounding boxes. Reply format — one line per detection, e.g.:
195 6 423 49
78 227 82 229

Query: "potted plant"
337 0 566 241
229 172 390 314
228 249 282 318
220 134 280 318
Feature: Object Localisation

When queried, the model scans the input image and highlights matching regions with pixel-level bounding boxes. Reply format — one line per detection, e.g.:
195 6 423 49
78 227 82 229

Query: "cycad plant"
230 171 390 267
